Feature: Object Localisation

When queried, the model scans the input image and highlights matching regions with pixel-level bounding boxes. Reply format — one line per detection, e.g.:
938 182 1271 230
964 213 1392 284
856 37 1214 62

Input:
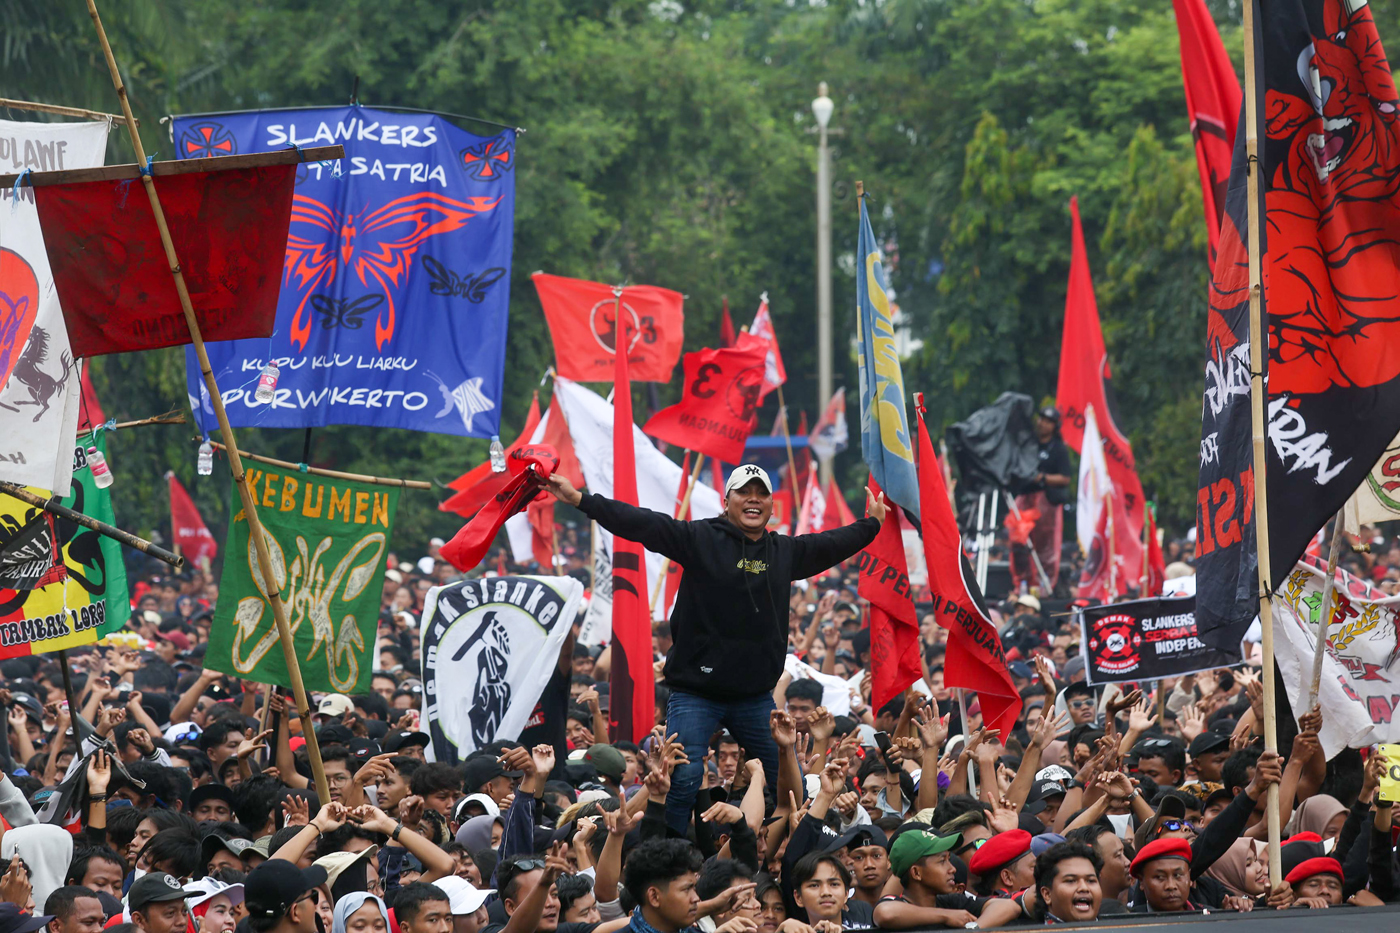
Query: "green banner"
207 463 398 694
0 433 130 658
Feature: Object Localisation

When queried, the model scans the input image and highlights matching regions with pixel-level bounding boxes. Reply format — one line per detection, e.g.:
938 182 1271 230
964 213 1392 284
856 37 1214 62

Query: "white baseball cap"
432 876 495 915
724 464 773 497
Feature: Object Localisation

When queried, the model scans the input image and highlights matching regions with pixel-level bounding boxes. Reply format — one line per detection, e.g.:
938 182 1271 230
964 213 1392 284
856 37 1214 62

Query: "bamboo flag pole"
204 440 432 489
648 454 704 614
1241 0 1282 887
0 97 132 124
1305 511 1348 711
0 483 182 567
775 385 803 516
1141 500 1150 592
84 0 331 807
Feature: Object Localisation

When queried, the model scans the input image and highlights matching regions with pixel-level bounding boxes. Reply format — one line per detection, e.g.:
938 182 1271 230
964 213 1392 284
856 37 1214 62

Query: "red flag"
768 490 794 536
79 365 105 432
1172 0 1240 268
1007 492 1063 595
609 308 654 742
795 464 825 536
441 446 559 572
1144 507 1167 597
527 496 554 570
719 297 736 348
440 393 542 517
1057 197 1145 569
748 296 786 400
35 163 295 357
534 273 684 383
168 472 217 569
914 396 1021 738
825 478 856 529
856 478 921 712
642 341 767 462
662 454 694 617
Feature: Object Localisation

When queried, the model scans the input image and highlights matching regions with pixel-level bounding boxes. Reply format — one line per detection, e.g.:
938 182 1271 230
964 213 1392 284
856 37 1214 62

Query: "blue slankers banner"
172 106 515 436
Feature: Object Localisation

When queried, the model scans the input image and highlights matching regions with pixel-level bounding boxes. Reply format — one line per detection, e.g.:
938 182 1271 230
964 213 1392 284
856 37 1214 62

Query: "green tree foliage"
13 0 1372 546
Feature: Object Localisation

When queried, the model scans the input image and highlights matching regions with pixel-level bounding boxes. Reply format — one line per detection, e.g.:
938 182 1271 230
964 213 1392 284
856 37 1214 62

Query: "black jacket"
577 493 880 699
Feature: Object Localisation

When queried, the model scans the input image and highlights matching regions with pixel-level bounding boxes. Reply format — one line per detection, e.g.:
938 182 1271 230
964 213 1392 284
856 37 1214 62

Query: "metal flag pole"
1241 0 1282 887
84 0 331 806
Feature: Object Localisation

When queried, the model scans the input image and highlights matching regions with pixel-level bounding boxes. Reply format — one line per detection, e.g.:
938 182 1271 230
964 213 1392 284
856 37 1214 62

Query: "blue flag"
173 106 515 436
856 195 919 513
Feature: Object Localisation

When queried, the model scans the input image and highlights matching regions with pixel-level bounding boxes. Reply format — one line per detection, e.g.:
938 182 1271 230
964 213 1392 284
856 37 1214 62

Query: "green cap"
889 830 962 878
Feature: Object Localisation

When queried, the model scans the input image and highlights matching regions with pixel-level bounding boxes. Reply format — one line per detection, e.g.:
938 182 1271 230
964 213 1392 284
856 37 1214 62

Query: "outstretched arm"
789 488 885 579
548 474 694 562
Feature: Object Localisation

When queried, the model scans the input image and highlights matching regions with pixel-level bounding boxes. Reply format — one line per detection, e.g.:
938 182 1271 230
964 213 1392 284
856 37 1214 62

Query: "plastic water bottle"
197 440 214 476
254 361 280 404
87 447 113 489
489 435 507 473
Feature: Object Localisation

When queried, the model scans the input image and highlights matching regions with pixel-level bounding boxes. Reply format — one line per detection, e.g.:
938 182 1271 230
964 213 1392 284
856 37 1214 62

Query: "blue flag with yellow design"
856 194 919 514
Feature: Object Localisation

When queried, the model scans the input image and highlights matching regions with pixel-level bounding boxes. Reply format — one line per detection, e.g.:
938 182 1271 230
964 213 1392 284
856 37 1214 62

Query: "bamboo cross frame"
0 96 132 125
83 0 332 806
204 440 433 489
0 482 182 568
1242 0 1283 887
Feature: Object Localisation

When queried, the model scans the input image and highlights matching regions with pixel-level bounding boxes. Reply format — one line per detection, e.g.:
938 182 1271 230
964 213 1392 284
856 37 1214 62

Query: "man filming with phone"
546 463 886 832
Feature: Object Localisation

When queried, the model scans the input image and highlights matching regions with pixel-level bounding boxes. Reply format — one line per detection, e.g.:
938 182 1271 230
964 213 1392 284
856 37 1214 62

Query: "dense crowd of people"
0 463 1394 933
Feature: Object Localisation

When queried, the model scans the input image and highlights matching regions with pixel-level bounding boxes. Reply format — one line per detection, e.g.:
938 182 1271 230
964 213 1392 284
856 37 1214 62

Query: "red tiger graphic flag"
914 395 1021 738
1196 0 1400 647
609 306 654 741
1172 0 1242 267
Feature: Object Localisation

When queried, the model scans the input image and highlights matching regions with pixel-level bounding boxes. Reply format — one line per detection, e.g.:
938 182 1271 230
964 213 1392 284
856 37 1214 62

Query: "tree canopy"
6 0 1361 553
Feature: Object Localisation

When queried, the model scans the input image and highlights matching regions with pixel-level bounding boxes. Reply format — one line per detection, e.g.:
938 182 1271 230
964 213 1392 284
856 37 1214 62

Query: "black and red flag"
1196 0 1400 648
1172 0 1242 267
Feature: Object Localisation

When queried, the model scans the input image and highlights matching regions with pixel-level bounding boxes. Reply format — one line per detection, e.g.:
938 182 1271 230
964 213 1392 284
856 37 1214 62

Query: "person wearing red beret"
968 830 1035 898
1129 839 1200 913
1280 833 1349 909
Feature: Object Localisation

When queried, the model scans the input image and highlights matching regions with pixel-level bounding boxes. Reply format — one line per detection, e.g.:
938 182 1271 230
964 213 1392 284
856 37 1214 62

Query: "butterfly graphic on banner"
283 192 502 352
310 294 384 331
421 257 507 302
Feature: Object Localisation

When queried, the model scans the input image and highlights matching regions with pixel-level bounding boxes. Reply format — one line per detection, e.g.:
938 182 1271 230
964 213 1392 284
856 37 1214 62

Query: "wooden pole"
775 384 803 516
204 441 432 489
550 523 562 576
1141 500 1150 592
84 0 331 808
1241 0 1282 887
82 410 187 434
1305 511 1347 710
0 482 182 567
958 688 977 798
0 97 132 124
649 454 704 614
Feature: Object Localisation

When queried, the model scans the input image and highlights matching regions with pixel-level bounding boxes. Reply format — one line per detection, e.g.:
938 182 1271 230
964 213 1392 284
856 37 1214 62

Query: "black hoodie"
577 492 879 700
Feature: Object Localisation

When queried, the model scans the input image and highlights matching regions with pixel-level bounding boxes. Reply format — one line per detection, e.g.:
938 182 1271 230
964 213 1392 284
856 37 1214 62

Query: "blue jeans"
664 689 780 834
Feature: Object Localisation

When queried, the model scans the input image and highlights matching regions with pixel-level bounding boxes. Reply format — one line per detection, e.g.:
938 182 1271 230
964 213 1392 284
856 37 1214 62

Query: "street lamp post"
812 83 834 484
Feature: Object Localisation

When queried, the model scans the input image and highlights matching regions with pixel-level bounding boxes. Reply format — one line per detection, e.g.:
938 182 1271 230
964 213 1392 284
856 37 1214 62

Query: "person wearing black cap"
0 904 51 933
188 785 235 823
545 466 885 835
128 872 193 933
1029 408 1072 506
845 827 892 909
384 730 430 760
462 756 522 807
1187 732 1230 784
243 859 327 933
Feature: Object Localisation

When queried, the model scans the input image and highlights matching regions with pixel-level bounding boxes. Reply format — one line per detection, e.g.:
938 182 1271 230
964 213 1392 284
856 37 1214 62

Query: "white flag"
1341 428 1400 533
552 377 722 622
578 530 613 647
1272 559 1400 757
1076 404 1112 556
0 119 109 493
420 574 583 762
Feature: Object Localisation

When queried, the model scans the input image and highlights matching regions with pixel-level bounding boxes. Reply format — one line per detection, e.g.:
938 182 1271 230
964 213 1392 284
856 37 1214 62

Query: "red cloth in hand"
441 444 560 572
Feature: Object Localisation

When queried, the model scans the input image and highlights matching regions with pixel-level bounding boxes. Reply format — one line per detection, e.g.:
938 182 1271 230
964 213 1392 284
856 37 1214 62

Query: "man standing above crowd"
546 464 885 832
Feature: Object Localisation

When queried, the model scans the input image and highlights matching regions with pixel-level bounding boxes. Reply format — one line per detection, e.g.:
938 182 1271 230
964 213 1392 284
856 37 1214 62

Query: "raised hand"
701 801 745 826
1297 704 1323 736
126 727 154 755
819 758 848 797
1106 689 1142 718
349 804 397 834
715 918 760 933
1127 697 1158 733
1032 710 1069 749
1363 748 1387 802
1180 702 1207 742
0 855 30 909
807 706 835 742
1095 770 1134 801
86 748 112 795
864 487 888 523
602 802 640 837
397 795 425 828
541 841 570 883
498 745 537 779
770 710 797 749
311 801 349 834
238 729 275 761
282 794 310 827
1246 751 1283 800
532 743 556 776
